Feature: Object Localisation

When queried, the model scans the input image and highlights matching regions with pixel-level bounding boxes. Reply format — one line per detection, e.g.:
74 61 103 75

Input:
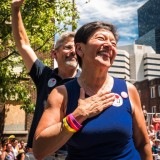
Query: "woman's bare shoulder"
126 81 141 113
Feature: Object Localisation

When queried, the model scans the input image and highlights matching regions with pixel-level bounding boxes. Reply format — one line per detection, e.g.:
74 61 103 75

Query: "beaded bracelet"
63 117 77 133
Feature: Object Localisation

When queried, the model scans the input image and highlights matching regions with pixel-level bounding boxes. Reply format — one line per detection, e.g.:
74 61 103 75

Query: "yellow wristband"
63 117 77 133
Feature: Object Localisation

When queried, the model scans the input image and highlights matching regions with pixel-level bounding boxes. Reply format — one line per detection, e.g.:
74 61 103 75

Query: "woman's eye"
97 36 104 40
111 41 117 47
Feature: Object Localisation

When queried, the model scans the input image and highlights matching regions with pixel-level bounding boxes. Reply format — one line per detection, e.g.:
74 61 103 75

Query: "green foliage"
0 0 79 113
0 52 36 113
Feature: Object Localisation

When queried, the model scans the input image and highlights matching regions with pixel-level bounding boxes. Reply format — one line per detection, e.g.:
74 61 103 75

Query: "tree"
0 0 79 113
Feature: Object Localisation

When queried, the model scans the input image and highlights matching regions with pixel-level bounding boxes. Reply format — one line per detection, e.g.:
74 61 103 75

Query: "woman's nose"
104 39 113 46
103 41 113 50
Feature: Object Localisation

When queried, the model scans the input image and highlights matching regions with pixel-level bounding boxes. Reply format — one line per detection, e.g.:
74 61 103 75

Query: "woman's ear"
75 43 84 57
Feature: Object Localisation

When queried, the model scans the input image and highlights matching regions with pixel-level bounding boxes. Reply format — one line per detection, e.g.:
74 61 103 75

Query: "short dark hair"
11 138 17 143
74 21 119 67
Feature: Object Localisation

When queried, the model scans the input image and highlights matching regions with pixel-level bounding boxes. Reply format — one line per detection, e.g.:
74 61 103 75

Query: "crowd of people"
145 113 160 160
0 135 68 160
0 135 35 160
1 113 160 160
143 104 160 160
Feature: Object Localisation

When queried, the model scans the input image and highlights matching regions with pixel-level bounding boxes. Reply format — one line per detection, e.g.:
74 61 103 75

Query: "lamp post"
72 0 75 31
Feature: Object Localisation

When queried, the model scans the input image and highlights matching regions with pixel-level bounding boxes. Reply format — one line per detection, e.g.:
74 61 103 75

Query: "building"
135 78 160 113
109 50 130 80
117 44 160 113
130 0 160 115
117 44 160 81
135 0 160 54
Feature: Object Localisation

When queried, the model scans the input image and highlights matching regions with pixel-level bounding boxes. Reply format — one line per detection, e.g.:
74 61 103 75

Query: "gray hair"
54 31 75 50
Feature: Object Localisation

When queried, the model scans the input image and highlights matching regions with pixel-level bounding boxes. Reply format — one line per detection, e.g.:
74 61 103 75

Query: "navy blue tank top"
65 78 141 160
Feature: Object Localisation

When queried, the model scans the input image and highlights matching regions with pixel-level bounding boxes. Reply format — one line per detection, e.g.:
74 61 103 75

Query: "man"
7 135 16 144
11 0 80 150
11 138 19 159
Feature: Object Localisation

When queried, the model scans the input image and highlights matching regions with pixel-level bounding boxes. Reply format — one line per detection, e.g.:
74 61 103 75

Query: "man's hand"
12 0 24 8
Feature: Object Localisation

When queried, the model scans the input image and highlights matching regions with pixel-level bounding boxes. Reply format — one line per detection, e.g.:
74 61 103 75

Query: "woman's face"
80 28 117 68
6 144 12 152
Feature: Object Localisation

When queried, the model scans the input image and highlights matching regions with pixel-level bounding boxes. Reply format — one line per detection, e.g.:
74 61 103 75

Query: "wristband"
68 114 82 129
63 117 77 133
66 115 79 131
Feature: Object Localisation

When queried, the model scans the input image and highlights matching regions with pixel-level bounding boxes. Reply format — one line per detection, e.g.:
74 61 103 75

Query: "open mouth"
97 45 111 57
97 50 110 58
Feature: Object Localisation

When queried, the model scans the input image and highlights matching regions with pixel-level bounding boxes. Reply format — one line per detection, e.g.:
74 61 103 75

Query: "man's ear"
51 49 57 59
75 43 84 57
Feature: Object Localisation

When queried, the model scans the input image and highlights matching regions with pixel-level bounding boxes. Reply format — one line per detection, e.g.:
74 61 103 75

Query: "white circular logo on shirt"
121 91 128 98
113 93 123 107
48 78 57 87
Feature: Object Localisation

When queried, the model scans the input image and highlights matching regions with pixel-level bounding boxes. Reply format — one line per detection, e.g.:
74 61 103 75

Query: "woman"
152 113 160 131
2 143 15 160
33 21 152 160
0 140 7 160
148 124 156 139
16 149 25 160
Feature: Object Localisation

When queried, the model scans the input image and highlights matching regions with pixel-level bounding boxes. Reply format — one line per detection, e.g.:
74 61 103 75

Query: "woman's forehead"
90 28 116 40
94 29 114 35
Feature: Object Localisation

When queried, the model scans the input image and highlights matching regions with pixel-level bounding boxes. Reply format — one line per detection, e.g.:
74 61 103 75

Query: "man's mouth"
66 56 77 61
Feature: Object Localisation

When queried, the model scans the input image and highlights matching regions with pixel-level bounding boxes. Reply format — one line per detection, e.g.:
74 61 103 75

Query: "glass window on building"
158 85 160 97
151 86 155 98
152 106 156 113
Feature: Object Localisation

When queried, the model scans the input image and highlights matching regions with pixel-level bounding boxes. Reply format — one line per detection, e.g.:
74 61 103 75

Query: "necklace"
79 77 109 95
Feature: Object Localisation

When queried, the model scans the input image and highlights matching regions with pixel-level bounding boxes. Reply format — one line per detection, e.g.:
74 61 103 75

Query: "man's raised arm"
11 0 37 72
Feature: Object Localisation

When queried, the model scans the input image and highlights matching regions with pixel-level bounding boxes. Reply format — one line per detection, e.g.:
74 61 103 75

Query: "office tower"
109 50 130 80
135 0 160 54
117 44 160 81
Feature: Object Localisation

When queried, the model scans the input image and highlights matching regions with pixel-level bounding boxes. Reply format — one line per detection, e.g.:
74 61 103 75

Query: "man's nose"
70 47 76 55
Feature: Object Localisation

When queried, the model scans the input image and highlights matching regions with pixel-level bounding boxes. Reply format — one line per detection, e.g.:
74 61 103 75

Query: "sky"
75 0 148 46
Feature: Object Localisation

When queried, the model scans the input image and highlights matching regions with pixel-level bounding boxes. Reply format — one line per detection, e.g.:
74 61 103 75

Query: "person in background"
157 126 160 140
18 140 25 151
152 113 160 132
0 139 7 160
11 0 80 152
16 149 25 160
7 135 15 144
148 124 156 139
33 21 152 160
0 140 3 158
152 139 160 155
24 147 35 160
142 105 148 124
4 143 15 160
16 140 25 160
155 149 160 160
11 138 19 159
